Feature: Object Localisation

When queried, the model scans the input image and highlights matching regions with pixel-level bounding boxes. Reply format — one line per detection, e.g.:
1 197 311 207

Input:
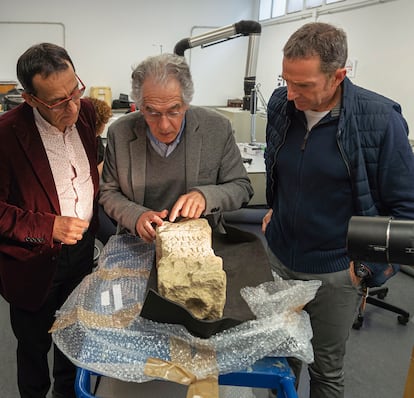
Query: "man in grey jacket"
99 53 253 242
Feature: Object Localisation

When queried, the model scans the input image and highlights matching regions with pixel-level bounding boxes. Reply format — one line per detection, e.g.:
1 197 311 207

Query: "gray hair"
131 53 194 107
283 22 348 75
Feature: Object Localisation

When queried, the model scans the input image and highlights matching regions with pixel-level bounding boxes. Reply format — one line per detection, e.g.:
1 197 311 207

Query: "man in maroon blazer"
0 43 99 398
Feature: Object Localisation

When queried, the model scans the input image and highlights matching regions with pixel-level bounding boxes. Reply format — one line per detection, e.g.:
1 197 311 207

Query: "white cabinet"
215 107 266 144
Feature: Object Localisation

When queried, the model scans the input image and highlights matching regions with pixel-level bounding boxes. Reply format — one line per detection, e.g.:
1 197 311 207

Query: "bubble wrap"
51 234 321 383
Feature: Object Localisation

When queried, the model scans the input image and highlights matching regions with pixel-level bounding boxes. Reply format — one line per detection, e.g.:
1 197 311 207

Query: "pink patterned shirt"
34 108 93 222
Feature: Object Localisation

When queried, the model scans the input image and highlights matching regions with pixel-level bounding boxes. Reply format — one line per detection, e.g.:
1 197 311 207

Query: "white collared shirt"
34 108 94 222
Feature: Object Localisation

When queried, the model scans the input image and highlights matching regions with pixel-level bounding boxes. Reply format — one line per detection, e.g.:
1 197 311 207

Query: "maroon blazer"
0 99 99 310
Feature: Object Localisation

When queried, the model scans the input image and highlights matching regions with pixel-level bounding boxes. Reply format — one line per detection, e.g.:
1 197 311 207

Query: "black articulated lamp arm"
173 20 262 113
173 20 261 56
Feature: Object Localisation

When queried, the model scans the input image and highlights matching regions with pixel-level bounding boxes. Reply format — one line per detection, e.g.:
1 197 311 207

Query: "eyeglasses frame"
140 106 186 122
30 74 86 111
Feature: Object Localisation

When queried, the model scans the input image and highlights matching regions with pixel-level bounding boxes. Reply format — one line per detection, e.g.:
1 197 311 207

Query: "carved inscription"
156 219 226 320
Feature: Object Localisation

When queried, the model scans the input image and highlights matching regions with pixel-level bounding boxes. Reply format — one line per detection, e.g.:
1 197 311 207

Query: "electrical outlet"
346 59 357 78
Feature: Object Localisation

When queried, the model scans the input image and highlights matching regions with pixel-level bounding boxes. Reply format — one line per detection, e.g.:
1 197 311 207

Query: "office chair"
352 284 410 330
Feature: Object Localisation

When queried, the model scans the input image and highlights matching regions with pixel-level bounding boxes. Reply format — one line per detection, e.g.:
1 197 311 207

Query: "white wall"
2 0 413 135
256 0 414 137
1 0 257 106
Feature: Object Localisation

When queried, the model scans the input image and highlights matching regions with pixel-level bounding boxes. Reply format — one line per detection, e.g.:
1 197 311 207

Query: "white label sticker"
101 290 110 306
113 284 123 311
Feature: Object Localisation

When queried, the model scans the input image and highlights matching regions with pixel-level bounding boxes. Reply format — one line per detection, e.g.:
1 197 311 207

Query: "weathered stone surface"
155 219 214 263
156 219 226 320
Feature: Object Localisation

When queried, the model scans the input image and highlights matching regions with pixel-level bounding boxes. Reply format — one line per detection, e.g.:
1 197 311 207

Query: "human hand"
53 216 89 245
136 209 168 243
261 209 273 233
169 191 206 222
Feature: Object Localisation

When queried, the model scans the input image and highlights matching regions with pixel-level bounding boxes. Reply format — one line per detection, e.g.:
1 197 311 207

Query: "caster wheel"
397 315 409 325
352 316 363 330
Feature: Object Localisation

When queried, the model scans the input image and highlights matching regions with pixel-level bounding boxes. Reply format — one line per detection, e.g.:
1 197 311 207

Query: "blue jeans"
266 246 362 398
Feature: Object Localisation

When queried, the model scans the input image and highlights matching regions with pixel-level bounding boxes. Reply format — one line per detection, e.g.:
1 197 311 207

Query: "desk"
238 143 266 206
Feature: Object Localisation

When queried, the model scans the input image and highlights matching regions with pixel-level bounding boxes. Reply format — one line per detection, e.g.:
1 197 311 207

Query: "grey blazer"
99 106 254 234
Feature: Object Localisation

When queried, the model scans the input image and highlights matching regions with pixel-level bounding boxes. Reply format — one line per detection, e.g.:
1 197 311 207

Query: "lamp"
347 216 412 328
347 216 414 265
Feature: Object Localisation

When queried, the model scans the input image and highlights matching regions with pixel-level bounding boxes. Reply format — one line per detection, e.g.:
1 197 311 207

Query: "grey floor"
1 268 413 398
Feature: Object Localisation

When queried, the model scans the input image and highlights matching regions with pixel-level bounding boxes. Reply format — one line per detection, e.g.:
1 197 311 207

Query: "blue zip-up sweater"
265 77 414 274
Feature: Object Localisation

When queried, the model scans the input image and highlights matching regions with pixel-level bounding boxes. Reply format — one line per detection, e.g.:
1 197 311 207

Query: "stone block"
156 219 226 320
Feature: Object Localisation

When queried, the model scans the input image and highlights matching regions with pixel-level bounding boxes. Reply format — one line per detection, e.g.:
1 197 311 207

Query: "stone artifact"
156 219 226 320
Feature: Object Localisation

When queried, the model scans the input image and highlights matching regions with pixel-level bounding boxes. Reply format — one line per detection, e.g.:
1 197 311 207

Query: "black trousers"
10 231 95 398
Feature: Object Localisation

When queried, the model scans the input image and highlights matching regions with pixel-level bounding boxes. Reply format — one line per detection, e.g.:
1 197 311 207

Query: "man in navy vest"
263 22 414 398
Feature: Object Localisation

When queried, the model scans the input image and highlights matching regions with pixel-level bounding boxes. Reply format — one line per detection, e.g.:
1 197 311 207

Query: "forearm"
0 201 55 245
99 188 149 235
195 177 253 215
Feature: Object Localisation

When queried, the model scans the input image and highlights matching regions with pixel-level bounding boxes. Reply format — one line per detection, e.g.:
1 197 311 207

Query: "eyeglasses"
141 107 185 122
31 75 86 111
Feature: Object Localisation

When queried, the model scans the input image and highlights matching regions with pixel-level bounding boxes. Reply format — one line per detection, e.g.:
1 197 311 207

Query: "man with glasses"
100 53 253 242
0 43 99 398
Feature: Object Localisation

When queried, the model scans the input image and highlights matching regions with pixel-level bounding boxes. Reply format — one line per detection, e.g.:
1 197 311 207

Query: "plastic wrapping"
52 234 321 384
